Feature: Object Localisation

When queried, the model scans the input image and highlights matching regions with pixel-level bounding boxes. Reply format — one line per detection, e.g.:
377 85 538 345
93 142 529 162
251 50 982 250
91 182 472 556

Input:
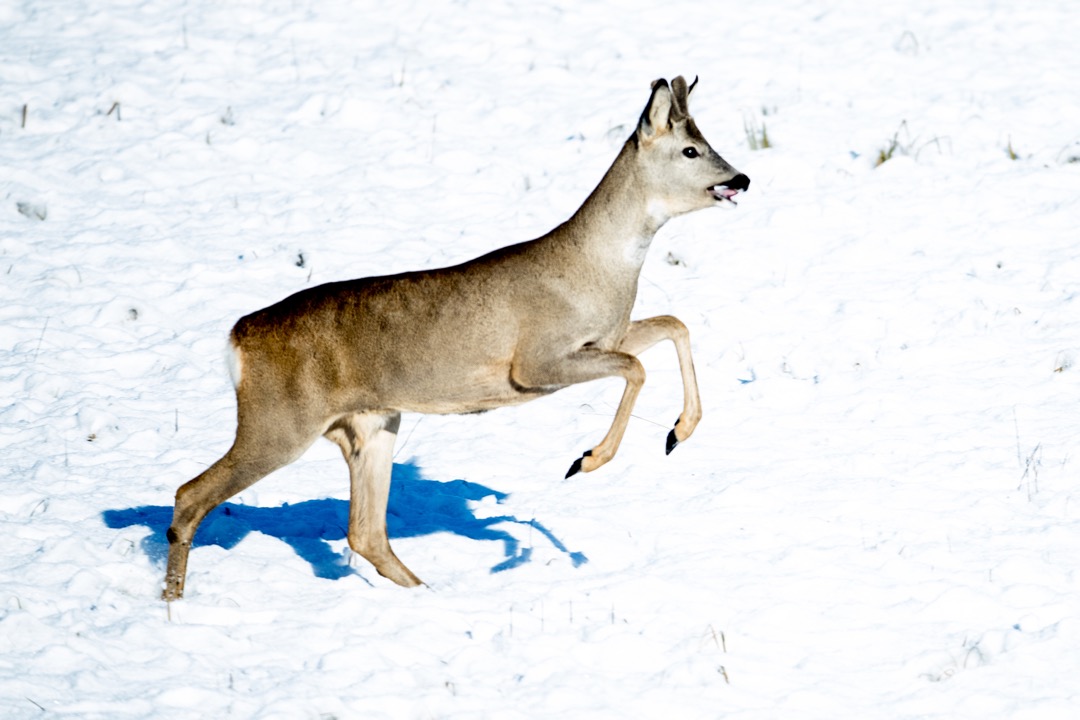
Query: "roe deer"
163 75 749 600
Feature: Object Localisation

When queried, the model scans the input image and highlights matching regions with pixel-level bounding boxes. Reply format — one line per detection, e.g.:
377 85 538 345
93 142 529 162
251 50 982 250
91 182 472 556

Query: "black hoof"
565 450 591 478
665 429 679 455
665 419 681 455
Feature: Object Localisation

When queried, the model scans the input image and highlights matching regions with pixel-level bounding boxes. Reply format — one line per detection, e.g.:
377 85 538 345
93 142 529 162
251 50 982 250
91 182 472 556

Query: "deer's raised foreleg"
512 347 646 478
618 315 701 454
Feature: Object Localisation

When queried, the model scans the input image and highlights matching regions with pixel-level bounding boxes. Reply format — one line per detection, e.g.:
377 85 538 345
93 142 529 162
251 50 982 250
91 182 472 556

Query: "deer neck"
558 139 667 269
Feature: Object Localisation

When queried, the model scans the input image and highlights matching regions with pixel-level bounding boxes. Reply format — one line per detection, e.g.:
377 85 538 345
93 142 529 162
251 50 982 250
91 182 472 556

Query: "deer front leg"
617 315 702 455
563 351 646 478
326 412 423 588
513 347 646 478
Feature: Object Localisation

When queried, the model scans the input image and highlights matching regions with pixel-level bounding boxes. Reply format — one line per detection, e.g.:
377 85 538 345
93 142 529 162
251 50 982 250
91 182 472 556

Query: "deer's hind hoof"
565 450 592 478
162 583 184 602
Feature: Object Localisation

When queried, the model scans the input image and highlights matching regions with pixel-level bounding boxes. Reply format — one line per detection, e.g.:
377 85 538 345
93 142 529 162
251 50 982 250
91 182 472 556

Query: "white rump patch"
226 337 243 388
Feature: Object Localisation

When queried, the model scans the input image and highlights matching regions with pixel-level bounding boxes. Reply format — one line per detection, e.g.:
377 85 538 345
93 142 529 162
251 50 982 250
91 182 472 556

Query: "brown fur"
162 76 748 600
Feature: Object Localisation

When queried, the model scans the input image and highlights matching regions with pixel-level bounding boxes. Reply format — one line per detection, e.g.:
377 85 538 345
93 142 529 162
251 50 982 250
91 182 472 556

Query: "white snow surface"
3 1 1080 717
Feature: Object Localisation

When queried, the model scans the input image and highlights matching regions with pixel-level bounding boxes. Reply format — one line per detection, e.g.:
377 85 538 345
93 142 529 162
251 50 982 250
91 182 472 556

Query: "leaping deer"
163 76 749 600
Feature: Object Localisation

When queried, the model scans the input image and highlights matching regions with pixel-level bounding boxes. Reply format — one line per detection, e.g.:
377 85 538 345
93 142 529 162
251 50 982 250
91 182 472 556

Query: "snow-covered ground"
3 0 1079 717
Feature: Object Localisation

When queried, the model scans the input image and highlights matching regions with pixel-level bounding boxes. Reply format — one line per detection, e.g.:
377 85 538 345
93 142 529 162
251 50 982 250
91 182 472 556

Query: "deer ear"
638 79 673 141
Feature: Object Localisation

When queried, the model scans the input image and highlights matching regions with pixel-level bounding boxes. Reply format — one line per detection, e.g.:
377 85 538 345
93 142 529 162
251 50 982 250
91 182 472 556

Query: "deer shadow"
103 461 587 582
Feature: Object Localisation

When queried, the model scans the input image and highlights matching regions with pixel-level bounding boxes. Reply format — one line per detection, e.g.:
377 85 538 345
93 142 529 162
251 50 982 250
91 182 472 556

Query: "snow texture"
2 0 1079 717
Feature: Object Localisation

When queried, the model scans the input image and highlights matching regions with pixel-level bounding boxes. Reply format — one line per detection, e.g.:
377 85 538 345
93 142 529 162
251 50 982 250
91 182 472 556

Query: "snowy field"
3 0 1079 717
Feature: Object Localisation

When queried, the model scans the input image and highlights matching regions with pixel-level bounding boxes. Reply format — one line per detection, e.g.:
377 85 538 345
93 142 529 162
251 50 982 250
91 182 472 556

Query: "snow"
2 0 1079 717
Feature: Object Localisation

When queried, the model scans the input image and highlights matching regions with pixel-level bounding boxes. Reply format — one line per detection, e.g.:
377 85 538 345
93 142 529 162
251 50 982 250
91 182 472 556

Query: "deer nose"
726 173 750 192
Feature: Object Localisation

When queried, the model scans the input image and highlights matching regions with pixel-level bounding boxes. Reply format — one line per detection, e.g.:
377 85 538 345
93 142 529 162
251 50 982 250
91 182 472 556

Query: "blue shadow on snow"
103 461 587 581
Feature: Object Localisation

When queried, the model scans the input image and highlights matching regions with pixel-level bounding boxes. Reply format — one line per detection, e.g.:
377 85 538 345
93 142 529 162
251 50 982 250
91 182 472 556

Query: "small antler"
669 76 691 121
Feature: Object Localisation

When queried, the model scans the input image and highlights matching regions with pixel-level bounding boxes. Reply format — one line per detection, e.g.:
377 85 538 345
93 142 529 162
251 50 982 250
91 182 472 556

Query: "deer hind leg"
617 315 702 455
325 412 423 588
163 421 319 601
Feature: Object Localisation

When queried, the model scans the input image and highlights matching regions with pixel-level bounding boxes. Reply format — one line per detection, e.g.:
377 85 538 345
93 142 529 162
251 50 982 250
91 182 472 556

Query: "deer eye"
682 147 699 158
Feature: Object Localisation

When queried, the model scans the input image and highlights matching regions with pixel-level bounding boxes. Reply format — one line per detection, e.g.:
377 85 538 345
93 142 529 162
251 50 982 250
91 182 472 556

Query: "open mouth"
708 174 750 206
709 185 742 206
